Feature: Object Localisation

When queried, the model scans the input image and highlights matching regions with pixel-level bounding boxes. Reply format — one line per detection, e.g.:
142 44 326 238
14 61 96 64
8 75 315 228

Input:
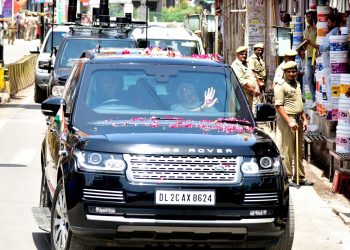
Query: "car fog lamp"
88 153 103 165
260 157 272 169
241 162 259 174
105 159 126 171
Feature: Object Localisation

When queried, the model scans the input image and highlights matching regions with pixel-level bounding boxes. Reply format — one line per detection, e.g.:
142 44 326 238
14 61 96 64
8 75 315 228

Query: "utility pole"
68 0 78 22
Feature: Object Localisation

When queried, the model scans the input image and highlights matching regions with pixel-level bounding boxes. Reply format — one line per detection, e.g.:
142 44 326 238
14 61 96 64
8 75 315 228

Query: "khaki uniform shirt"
231 59 258 92
248 54 266 80
273 61 285 84
303 26 317 58
274 77 304 115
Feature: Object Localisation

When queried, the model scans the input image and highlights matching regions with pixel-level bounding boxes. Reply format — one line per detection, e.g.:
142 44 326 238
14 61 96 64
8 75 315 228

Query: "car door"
45 62 81 191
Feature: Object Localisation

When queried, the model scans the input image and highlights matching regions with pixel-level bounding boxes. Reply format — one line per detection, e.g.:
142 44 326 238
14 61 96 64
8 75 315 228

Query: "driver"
91 74 124 107
171 83 218 112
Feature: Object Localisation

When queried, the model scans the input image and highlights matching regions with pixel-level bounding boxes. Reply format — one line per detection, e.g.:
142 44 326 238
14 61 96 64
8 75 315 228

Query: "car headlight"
75 150 126 173
241 156 281 176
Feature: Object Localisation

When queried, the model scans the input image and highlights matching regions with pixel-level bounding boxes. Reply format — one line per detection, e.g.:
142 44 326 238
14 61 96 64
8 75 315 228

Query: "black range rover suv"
38 49 293 249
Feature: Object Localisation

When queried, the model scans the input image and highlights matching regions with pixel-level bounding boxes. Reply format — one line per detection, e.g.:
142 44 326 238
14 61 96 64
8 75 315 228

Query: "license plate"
155 190 215 206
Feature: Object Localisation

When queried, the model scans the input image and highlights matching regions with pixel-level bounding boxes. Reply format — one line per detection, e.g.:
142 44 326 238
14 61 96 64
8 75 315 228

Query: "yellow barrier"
7 54 38 96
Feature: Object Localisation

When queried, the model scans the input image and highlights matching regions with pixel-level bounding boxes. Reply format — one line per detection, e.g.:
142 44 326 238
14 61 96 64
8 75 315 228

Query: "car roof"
50 25 71 32
132 27 201 42
83 54 224 67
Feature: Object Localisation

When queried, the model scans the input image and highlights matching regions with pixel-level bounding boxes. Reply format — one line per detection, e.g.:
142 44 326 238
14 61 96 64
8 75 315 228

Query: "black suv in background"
39 50 293 250
40 26 137 98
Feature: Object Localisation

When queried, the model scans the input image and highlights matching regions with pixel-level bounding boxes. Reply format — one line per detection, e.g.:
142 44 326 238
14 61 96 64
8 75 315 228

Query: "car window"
63 63 82 113
144 39 200 56
43 31 67 53
73 63 252 131
56 39 135 68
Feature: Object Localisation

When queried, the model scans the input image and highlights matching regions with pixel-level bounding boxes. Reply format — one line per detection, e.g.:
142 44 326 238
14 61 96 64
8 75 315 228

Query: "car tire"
266 198 295 250
51 180 95 250
34 84 48 103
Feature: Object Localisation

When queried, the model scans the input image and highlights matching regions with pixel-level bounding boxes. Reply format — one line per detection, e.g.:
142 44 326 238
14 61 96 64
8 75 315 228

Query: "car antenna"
145 0 148 48
96 44 101 53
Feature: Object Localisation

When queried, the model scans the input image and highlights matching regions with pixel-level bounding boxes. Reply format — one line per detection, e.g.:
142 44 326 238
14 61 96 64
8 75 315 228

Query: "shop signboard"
0 0 13 21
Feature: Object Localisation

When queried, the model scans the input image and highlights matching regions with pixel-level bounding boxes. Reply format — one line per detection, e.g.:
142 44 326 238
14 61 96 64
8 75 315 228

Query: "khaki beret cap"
194 30 202 34
253 43 264 49
283 61 298 70
284 49 298 57
236 46 248 53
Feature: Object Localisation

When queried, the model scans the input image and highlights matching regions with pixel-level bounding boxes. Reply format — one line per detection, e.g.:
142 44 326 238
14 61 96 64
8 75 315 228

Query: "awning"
329 0 350 13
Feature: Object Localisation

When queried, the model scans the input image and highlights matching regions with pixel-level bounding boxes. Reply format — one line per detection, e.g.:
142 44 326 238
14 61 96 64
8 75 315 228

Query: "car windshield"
73 63 253 131
144 39 200 56
43 31 67 53
56 38 135 67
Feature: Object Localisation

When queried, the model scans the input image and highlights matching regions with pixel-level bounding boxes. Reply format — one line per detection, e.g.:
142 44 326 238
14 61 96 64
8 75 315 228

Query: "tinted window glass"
143 39 200 56
43 31 67 53
73 63 252 132
56 39 135 67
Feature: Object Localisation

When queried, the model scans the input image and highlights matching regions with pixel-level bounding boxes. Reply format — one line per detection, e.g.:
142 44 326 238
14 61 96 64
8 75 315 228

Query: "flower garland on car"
102 116 255 136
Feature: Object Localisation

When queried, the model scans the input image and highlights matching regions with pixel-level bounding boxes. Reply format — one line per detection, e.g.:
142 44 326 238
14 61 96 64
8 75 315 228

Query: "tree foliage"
160 2 202 22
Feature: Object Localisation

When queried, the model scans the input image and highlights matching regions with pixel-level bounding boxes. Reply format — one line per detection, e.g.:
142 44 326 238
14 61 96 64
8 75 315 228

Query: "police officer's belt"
287 113 302 121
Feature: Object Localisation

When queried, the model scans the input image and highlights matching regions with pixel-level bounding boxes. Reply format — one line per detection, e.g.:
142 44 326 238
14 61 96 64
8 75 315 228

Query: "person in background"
194 30 202 38
7 21 17 45
281 12 292 28
231 46 260 109
305 14 340 68
303 10 317 104
273 49 298 89
274 61 313 186
296 46 306 97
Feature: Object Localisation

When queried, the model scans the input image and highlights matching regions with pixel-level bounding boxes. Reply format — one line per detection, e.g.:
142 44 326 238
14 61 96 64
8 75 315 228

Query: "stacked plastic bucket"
315 5 332 117
291 15 303 51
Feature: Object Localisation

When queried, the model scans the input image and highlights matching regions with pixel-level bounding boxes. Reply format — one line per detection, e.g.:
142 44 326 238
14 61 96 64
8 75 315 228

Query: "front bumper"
65 171 289 248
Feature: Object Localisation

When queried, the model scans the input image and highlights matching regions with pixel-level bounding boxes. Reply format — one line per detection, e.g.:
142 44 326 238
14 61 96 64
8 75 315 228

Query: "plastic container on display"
292 15 302 23
316 56 323 71
329 35 348 51
340 74 350 97
336 125 350 153
315 71 324 93
317 22 329 37
317 5 332 22
323 100 333 120
309 0 317 9
330 74 341 98
330 51 349 74
292 32 303 45
340 27 349 35
291 22 302 32
337 98 350 125
332 99 339 120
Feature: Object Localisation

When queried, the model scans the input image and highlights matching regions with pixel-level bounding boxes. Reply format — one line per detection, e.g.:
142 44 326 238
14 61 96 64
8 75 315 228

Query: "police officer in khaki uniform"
274 61 313 186
7 21 17 45
248 43 266 87
231 46 260 109
273 49 298 89
24 11 32 41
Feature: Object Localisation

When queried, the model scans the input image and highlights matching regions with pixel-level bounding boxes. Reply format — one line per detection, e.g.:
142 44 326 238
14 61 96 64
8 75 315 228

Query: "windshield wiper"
150 116 183 121
215 118 251 126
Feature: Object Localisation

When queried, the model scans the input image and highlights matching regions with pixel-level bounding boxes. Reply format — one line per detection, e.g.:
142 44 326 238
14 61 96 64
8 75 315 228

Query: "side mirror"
30 46 40 54
38 62 54 71
255 103 276 122
58 75 69 85
41 97 66 117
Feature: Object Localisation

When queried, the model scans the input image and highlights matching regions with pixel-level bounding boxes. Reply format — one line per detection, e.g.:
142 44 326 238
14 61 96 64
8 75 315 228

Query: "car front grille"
124 154 242 184
83 188 125 202
243 192 279 205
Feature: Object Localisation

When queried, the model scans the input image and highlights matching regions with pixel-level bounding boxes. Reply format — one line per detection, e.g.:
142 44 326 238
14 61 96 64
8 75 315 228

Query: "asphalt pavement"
3 38 41 65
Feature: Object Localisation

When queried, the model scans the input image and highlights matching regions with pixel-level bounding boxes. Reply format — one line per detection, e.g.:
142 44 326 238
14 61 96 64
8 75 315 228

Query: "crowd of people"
4 10 53 45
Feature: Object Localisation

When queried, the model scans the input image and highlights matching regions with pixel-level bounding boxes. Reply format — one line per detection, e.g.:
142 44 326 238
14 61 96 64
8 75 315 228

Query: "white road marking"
9 149 38 166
